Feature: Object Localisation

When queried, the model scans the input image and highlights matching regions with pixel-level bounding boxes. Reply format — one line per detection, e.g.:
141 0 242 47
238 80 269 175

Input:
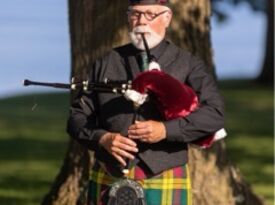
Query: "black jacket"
67 40 225 175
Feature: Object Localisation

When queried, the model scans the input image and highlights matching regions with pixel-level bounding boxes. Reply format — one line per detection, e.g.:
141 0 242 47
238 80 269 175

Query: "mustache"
129 25 164 50
132 26 153 34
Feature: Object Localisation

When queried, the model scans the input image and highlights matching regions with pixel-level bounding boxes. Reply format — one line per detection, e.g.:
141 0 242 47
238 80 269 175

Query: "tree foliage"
211 0 267 22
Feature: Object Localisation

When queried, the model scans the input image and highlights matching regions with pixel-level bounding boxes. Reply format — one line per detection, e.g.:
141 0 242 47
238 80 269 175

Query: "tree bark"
257 0 274 85
42 0 265 204
42 1 129 204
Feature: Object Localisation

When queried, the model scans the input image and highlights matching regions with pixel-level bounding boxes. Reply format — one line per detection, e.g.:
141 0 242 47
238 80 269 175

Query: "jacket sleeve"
163 56 225 143
67 91 108 151
66 58 108 151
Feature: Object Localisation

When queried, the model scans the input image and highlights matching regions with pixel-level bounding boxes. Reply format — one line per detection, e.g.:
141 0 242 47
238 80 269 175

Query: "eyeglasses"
127 9 169 21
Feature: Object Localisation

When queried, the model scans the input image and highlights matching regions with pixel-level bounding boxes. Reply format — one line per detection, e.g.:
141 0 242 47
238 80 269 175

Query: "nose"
137 13 148 25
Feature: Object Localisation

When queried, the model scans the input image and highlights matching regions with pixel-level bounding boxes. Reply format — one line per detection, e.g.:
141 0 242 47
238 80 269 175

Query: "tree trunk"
42 1 129 204
42 0 265 204
257 0 274 85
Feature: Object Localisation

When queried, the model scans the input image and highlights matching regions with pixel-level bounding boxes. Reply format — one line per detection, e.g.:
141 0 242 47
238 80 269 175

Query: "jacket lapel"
127 54 141 79
157 42 179 73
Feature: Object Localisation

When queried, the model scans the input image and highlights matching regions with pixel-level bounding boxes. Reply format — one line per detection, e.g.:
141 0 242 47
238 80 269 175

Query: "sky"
211 3 265 79
0 1 266 98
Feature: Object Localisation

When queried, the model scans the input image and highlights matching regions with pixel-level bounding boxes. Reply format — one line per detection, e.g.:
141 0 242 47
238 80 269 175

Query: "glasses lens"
128 10 168 21
144 11 156 21
129 10 139 19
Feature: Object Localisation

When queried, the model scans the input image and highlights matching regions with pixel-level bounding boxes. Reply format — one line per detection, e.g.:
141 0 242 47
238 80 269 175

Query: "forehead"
130 5 167 12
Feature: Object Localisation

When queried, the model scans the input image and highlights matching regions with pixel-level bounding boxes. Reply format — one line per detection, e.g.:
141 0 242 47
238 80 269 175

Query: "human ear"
164 10 172 28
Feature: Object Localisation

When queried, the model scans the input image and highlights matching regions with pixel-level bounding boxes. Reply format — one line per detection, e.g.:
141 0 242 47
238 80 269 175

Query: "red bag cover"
132 70 218 148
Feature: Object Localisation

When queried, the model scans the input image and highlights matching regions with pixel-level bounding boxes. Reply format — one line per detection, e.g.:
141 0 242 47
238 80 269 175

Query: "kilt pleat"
88 161 192 205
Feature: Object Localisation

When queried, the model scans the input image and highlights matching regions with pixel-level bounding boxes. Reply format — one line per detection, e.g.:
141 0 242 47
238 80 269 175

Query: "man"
67 0 225 204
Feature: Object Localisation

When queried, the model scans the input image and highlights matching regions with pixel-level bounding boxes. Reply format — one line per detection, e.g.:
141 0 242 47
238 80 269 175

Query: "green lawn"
0 93 70 205
219 80 274 205
0 80 273 205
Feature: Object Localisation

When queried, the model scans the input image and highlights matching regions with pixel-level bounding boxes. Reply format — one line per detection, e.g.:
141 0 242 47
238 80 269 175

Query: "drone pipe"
23 79 73 89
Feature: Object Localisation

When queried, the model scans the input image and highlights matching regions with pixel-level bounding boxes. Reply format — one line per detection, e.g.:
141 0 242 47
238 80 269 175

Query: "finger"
116 142 139 153
128 127 150 136
139 136 152 143
139 137 147 142
128 121 148 130
128 135 142 139
138 134 155 143
129 134 148 142
113 153 127 166
112 147 135 160
118 136 137 147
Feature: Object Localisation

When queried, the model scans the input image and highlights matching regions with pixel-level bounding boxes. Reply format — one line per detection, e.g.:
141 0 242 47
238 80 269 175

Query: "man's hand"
128 120 166 143
99 132 138 166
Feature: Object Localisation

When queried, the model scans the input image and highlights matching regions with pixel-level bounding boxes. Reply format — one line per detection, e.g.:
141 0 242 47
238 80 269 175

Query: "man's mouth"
135 31 147 34
134 31 150 36
133 26 151 35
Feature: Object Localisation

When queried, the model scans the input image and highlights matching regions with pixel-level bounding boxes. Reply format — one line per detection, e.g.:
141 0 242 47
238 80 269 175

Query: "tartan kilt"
88 161 192 205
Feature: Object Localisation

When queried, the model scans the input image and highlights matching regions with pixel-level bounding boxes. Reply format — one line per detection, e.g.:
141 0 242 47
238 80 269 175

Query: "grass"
0 93 70 205
0 80 273 205
218 80 274 205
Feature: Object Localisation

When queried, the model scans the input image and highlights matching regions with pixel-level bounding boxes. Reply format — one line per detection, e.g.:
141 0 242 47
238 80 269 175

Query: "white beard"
129 26 164 50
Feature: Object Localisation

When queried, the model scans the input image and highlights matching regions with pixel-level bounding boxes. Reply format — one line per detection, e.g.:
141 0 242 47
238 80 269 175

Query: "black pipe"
23 79 73 89
141 33 155 63
23 79 131 93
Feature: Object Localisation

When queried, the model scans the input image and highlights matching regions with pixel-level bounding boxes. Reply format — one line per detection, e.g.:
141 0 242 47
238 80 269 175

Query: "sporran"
107 178 146 205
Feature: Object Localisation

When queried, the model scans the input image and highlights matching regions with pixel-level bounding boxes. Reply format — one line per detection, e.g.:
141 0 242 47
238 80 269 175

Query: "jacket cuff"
80 128 108 151
93 129 108 143
163 119 188 142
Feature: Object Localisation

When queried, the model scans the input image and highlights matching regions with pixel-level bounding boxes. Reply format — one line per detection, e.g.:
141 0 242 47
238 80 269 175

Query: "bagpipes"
23 42 226 149
23 34 226 205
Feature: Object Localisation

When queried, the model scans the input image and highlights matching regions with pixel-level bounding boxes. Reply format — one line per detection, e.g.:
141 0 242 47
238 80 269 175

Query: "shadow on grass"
0 175 51 192
0 137 67 161
219 80 274 204
227 141 273 177
0 92 70 205
0 176 49 205
0 197 37 205
219 80 273 139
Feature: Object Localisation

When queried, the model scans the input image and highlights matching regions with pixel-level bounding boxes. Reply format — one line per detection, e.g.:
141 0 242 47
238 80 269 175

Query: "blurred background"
0 1 267 98
0 0 273 205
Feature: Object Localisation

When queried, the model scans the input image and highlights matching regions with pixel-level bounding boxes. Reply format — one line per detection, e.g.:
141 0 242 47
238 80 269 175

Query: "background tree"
211 0 274 85
42 0 265 204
